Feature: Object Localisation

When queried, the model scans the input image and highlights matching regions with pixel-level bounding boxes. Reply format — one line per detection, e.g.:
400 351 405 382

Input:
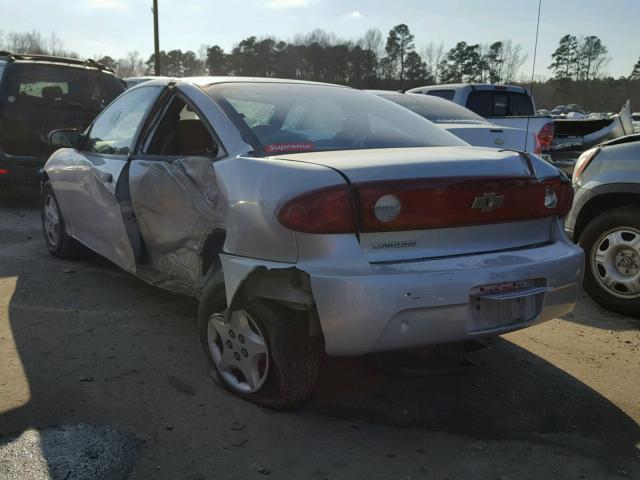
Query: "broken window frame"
137 89 227 162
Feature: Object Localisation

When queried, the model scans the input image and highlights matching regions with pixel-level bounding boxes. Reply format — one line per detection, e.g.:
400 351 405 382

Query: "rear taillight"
278 176 574 234
356 176 571 232
543 178 573 218
537 122 554 152
533 134 542 155
572 147 600 184
277 184 356 234
0 169 8 175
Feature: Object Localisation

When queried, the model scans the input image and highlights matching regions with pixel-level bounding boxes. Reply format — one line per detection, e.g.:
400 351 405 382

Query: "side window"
466 91 493 117
86 86 159 155
145 96 221 158
426 90 455 101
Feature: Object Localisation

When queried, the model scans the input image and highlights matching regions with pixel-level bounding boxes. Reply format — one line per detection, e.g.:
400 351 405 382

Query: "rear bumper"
0 153 44 187
310 240 584 356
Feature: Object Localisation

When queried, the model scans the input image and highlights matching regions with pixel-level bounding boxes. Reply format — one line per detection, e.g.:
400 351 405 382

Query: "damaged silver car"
41 77 584 408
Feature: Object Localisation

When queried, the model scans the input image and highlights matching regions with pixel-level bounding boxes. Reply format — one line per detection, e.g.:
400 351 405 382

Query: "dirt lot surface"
1 189 638 480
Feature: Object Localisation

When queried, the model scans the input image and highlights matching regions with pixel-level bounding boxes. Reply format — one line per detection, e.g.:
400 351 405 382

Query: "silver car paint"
567 137 640 239
44 77 584 357
575 140 640 190
222 217 583 355
127 156 226 295
45 148 137 272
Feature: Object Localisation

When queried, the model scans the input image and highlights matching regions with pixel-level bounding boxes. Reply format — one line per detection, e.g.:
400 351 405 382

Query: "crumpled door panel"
128 156 226 295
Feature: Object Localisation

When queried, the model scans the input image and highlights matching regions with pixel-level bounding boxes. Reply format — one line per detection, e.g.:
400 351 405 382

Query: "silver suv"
566 134 640 316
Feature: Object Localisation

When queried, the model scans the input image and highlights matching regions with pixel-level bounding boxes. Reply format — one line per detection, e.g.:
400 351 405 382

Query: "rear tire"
579 206 640 317
198 278 321 409
41 181 85 259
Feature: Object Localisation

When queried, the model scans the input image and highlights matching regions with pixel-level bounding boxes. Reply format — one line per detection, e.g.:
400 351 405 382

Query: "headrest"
42 86 64 100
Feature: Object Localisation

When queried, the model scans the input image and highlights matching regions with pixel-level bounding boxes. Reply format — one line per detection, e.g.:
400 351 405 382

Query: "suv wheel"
198 279 321 409
579 206 640 317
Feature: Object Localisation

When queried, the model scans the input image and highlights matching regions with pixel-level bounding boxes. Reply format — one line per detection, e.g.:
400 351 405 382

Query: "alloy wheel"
43 194 61 248
207 310 269 393
591 226 640 299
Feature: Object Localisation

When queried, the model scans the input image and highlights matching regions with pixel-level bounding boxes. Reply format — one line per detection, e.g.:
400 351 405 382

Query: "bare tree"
359 28 383 58
422 42 444 83
115 51 145 78
0 30 78 57
502 40 528 83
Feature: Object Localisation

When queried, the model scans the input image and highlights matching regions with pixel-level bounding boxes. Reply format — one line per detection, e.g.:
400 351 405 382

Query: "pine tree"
630 57 640 80
385 24 415 86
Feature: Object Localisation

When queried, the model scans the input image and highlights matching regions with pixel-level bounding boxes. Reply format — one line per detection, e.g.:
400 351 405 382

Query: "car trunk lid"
275 146 566 262
439 124 536 153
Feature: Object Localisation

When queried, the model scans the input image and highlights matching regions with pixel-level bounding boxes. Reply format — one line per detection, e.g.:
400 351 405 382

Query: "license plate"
469 280 541 332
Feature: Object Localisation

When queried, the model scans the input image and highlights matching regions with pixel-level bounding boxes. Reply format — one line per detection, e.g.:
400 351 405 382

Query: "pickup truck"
406 84 555 156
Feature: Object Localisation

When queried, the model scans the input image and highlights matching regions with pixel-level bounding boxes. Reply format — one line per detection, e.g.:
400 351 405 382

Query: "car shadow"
0 190 638 479
561 293 640 331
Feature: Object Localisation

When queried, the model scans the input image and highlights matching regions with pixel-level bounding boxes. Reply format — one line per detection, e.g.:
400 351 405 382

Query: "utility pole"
152 0 160 75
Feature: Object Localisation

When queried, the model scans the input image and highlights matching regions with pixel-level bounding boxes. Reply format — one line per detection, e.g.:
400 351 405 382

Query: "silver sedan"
41 77 584 407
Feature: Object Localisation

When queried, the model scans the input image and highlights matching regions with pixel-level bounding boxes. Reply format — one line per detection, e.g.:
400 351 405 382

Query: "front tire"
198 279 321 409
579 206 640 317
41 181 85 258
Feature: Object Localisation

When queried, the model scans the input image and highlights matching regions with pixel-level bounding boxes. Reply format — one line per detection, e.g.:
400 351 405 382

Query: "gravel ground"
0 188 638 479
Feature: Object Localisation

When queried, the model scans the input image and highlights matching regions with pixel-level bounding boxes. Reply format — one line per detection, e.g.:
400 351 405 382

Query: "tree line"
133 25 529 89
1 27 639 111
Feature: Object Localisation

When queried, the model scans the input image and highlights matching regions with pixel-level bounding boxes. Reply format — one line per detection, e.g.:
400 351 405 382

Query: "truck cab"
407 83 555 156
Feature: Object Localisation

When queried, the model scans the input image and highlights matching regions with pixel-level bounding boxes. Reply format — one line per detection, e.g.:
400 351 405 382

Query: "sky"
1 0 638 78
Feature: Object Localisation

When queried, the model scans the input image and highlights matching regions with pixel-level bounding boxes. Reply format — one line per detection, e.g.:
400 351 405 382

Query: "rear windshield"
378 93 489 125
0 62 124 156
206 83 465 156
466 90 534 117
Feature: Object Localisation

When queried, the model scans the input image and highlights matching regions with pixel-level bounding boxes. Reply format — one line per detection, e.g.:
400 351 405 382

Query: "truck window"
466 91 493 116
426 90 455 101
466 91 534 117
508 92 534 116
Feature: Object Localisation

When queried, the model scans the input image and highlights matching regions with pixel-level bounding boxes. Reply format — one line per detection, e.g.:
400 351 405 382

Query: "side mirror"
49 129 81 149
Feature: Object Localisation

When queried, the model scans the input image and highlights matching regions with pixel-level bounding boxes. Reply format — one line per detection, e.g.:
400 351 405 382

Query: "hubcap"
207 310 269 393
591 227 640 299
43 194 61 248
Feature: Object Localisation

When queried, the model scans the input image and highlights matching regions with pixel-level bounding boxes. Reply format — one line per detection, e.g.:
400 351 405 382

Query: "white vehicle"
369 91 541 154
406 84 555 155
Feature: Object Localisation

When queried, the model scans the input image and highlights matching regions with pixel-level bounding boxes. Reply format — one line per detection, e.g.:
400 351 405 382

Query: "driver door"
68 85 163 272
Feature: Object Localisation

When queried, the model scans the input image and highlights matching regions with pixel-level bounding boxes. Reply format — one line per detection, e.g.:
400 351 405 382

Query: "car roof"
123 76 171 82
364 89 404 95
600 133 640 148
408 83 528 94
0 51 115 73
136 76 347 89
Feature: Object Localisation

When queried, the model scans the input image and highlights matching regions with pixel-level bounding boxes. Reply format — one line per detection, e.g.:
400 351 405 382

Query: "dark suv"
0 52 124 187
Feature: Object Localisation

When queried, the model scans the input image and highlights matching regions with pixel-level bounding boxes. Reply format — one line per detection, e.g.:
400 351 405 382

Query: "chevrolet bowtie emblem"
471 192 504 212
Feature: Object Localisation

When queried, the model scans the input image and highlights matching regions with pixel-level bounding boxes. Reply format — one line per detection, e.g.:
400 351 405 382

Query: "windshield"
378 93 489 125
0 62 124 156
206 82 465 156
